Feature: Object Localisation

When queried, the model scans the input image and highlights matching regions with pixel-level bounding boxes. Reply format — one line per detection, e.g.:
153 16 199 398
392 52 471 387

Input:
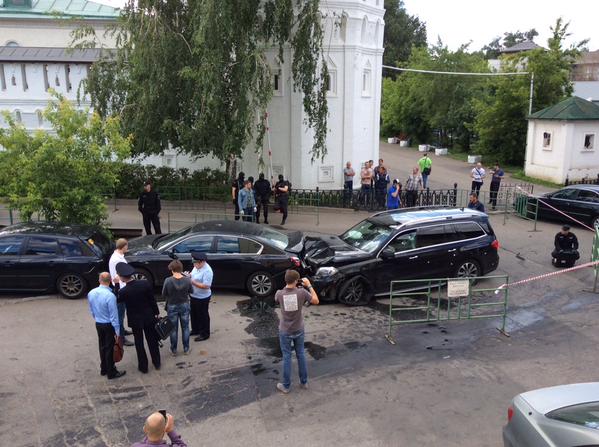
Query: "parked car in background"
530 184 599 229
0 222 113 298
503 382 599 446
125 220 303 298
306 207 500 305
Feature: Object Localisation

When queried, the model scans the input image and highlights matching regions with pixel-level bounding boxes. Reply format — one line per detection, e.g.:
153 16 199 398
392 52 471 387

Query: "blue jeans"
167 303 191 352
422 173 429 188
279 331 308 389
117 302 126 337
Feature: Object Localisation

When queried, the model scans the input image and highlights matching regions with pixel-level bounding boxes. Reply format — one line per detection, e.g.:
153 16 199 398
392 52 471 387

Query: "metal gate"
386 275 510 344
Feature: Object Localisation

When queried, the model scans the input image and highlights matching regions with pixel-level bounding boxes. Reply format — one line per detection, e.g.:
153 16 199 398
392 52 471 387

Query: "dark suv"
305 207 500 305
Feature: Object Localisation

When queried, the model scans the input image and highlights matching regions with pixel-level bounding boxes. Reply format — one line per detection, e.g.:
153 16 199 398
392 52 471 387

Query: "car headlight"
315 266 338 277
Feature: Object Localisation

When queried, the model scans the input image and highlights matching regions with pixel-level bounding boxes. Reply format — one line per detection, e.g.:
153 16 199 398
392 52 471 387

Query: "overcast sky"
403 0 598 51
95 0 598 52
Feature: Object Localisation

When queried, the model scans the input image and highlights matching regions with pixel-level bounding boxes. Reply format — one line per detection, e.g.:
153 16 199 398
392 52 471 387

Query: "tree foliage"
383 0 426 68
74 0 329 163
482 28 539 58
0 93 131 224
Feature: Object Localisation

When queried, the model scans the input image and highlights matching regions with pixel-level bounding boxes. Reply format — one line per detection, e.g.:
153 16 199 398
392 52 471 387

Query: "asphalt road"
1 214 597 447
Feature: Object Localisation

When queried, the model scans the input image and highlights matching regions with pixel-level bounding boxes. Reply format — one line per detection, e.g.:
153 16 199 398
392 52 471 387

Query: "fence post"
565 176 570 186
9 208 13 225
425 187 430 206
452 183 457 207
167 212 171 233
316 187 320 227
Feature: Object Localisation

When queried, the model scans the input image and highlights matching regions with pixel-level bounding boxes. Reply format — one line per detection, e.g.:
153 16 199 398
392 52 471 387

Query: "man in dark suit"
116 262 161 374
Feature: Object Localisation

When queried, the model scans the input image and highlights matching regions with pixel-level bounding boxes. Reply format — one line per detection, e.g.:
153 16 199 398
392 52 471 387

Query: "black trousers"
142 212 161 235
96 323 118 377
233 199 241 220
471 181 483 196
132 323 161 372
256 198 269 223
552 249 580 267
405 190 417 208
343 181 353 207
190 297 211 338
277 196 288 223
489 182 501 207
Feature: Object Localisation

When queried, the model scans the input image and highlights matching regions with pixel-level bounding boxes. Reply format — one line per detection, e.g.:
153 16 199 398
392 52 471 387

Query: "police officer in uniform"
116 262 161 374
231 172 245 220
138 181 162 235
274 174 290 225
552 224 580 268
254 173 271 224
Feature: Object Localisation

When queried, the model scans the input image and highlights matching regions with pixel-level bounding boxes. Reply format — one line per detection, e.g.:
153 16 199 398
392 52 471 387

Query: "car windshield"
546 401 599 430
154 226 194 250
340 219 392 253
259 227 289 250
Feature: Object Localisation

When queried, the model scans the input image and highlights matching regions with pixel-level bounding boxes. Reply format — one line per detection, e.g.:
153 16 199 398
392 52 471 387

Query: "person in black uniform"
274 174 290 225
254 173 271 224
138 181 162 235
116 262 161 373
552 224 580 268
231 172 245 220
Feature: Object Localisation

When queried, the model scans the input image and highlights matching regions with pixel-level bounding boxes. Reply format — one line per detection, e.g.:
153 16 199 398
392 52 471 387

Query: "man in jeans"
162 260 193 356
238 179 257 222
189 251 213 342
343 161 355 207
274 270 319 394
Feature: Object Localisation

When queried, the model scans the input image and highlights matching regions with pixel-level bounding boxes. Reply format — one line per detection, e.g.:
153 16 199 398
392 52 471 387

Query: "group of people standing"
232 172 291 225
470 161 505 210
87 240 214 380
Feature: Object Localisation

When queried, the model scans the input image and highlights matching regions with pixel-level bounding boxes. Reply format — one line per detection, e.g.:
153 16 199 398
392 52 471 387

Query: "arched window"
36 110 43 127
362 61 372 97
325 56 337 96
14 110 22 123
360 16 368 43
5 41 19 47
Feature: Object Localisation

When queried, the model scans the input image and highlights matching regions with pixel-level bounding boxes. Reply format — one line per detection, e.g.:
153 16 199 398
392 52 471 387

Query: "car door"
18 236 61 291
539 188 579 221
0 235 25 289
570 189 599 224
376 230 421 294
210 236 262 289
171 235 216 273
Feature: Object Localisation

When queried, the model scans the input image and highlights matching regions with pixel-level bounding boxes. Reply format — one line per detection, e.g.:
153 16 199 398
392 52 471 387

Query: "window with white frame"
584 134 595 150
542 132 551 149
325 70 337 95
272 68 283 96
14 110 21 123
36 110 43 127
362 68 371 96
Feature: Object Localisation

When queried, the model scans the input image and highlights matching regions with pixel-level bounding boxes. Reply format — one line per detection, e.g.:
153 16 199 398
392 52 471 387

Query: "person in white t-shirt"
470 162 486 196
108 238 133 346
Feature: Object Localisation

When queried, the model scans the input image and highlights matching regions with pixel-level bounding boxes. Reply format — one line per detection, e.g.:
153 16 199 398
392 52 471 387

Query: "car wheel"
247 271 274 298
57 273 88 299
454 260 481 281
337 277 372 306
133 268 153 285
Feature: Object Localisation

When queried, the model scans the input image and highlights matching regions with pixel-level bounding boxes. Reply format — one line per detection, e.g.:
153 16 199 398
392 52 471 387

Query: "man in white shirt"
109 238 134 346
470 162 486 196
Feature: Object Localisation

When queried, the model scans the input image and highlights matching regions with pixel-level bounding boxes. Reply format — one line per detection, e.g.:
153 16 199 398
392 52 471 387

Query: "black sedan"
0 222 113 298
125 221 304 297
533 185 599 229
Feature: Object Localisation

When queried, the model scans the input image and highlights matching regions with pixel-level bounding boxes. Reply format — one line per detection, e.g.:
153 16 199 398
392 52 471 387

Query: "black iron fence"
565 174 599 186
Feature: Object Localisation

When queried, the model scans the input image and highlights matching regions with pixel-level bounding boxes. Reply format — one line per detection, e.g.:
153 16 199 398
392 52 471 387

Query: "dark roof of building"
501 40 542 54
529 96 599 121
0 46 107 62
574 50 599 65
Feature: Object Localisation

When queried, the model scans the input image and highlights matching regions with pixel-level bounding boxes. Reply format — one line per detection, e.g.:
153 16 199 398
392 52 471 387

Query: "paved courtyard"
2 212 599 446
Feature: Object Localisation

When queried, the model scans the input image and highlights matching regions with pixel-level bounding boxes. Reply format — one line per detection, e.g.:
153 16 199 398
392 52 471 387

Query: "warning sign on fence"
447 279 470 298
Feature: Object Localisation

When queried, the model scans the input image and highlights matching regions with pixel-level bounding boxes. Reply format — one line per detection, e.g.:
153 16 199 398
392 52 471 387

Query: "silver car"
503 382 599 446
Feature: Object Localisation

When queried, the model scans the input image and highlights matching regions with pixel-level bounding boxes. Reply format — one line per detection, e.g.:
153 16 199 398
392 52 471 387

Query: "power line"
382 65 530 76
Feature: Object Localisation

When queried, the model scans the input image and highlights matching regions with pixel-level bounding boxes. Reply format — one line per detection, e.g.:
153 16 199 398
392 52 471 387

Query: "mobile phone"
158 409 167 421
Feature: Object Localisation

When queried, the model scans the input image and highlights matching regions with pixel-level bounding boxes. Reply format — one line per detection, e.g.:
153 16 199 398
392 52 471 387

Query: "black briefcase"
155 316 175 340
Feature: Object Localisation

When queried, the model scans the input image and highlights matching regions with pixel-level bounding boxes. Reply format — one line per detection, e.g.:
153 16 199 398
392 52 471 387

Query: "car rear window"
454 222 485 240
60 239 89 257
546 401 599 430
25 236 59 255
0 236 23 255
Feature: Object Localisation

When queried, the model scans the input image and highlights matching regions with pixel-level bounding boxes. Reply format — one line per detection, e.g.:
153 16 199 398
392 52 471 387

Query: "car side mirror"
380 247 395 259
168 250 178 260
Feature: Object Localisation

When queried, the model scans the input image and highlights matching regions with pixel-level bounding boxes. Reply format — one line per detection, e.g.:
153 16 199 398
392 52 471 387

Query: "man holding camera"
274 270 319 394
131 411 187 447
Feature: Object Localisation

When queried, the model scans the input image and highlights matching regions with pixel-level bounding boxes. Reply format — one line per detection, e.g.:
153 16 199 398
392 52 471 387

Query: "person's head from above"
259 173 265 180
346 161 352 168
476 162 482 169
247 177 254 186
469 193 479 203
98 271 111 286
378 158 384 166
412 166 419 175
278 174 284 182
369 160 374 167
495 161 500 169
115 262 136 283
238 171 245 180
168 259 183 276
379 166 387 174
191 251 208 268
115 238 128 254
393 178 399 186
143 412 170 442
144 181 152 192
561 224 571 235
284 269 300 287
423 153 429 158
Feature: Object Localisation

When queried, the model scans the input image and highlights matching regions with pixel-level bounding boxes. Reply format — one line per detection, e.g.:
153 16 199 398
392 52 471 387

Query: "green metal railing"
592 228 599 293
386 275 510 344
513 192 539 231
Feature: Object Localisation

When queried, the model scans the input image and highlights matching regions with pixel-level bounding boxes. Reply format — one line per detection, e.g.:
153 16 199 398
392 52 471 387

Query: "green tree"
383 0 427 68
0 93 131 224
74 0 328 163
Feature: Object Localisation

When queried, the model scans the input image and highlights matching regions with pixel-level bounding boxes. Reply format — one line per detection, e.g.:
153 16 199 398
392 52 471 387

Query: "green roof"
529 96 599 121
0 0 119 20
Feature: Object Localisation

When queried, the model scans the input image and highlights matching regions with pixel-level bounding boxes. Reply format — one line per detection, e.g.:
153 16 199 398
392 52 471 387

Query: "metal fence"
565 174 599 186
386 275 510 344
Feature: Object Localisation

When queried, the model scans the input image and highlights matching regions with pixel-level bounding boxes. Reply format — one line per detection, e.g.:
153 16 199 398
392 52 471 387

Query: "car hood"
126 234 164 255
302 234 370 269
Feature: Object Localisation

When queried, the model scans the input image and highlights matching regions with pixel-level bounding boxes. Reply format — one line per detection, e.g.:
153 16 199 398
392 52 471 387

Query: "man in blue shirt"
88 272 126 380
188 251 213 341
238 180 257 222
489 161 505 210
467 193 486 213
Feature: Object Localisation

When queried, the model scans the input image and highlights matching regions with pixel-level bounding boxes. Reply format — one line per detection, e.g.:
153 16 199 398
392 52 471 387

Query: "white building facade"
0 0 385 190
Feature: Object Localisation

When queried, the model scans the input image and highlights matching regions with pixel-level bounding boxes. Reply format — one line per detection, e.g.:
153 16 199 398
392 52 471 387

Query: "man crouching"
274 269 319 394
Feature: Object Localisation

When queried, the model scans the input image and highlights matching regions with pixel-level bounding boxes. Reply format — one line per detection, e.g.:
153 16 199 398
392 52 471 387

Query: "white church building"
0 0 385 190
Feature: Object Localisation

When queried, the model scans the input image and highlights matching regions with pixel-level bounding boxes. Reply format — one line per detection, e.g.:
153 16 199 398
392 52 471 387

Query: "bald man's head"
144 412 167 441
98 272 111 285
